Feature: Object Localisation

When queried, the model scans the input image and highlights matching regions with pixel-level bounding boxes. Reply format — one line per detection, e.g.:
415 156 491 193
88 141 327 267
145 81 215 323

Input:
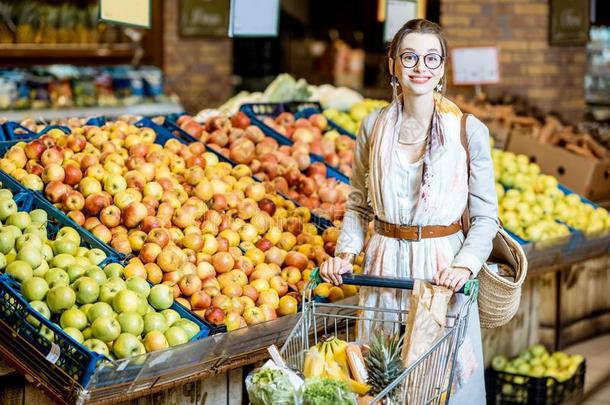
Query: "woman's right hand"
320 256 354 286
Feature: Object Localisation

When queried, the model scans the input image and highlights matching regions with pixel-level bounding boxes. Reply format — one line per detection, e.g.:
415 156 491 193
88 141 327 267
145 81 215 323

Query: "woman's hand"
320 256 353 286
433 266 472 292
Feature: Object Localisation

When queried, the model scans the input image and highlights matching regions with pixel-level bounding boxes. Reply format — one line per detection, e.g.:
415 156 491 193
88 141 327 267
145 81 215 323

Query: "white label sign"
384 0 417 43
100 0 151 28
229 0 280 37
451 47 500 85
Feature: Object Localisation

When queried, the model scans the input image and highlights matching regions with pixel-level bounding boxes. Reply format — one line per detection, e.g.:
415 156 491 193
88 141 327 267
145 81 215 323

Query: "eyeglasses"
399 51 444 69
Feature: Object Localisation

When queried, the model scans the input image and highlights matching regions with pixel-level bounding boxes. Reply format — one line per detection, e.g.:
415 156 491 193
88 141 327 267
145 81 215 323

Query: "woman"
319 19 498 403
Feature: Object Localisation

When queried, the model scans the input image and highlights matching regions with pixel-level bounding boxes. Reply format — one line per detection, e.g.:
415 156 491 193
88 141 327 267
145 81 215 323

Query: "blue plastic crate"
240 103 350 184
0 121 71 141
163 115 334 231
85 117 107 126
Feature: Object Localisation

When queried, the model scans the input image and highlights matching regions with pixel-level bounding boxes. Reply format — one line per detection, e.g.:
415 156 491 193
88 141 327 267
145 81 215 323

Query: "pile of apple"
174 114 350 221
493 149 610 240
0 189 201 360
324 98 389 135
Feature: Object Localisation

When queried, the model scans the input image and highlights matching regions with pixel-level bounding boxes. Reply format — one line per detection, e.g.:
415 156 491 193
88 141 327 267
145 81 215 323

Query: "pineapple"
364 331 404 405
15 2 38 43
0 2 14 43
87 4 99 43
75 9 88 44
40 5 59 44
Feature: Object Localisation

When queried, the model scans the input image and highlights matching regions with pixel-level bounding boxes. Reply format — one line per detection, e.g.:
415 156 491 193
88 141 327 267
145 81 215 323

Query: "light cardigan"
335 108 499 277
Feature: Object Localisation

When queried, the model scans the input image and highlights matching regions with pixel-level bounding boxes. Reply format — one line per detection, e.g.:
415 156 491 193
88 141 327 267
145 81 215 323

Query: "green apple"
148 284 173 310
491 355 508 371
40 244 53 262
99 277 127 304
32 260 49 277
86 249 107 266
4 225 22 241
44 268 69 289
63 327 84 344
51 253 76 270
52 237 78 256
75 247 89 257
82 326 93 340
0 252 7 271
84 267 107 286
84 338 110 357
117 311 144 336
27 300 50 326
0 229 16 254
0 189 13 199
91 316 121 342
66 264 86 283
164 326 188 347
6 212 31 230
79 303 93 318
173 319 200 340
103 263 123 279
24 223 47 241
16 245 43 268
46 285 76 313
73 256 91 269
126 276 150 298
29 209 47 225
161 309 181 328
60 308 88 330
6 260 33 282
136 294 148 316
72 277 100 304
143 312 168 334
16 233 42 251
113 333 145 359
57 227 81 245
22 276 49 301
5 250 16 264
529 343 547 358
87 302 114 323
0 198 17 221
39 325 55 342
112 289 140 313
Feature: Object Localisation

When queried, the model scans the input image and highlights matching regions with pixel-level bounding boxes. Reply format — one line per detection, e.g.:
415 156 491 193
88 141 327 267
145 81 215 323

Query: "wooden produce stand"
1 236 609 404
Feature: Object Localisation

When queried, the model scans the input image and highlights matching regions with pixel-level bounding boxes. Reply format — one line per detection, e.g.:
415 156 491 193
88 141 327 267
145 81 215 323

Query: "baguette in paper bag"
401 280 452 366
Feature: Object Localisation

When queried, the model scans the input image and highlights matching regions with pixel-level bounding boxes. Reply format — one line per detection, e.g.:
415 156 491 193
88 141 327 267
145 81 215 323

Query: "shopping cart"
280 269 479 404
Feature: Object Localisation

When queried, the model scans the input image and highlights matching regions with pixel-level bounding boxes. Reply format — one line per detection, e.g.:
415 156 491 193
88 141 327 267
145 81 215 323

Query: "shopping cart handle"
341 273 475 295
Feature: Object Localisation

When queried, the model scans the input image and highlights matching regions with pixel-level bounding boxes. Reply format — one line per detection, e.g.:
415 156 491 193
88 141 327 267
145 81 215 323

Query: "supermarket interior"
0 0 610 404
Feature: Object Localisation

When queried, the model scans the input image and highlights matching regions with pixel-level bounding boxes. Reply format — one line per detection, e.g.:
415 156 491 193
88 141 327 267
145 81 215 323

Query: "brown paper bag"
401 280 453 367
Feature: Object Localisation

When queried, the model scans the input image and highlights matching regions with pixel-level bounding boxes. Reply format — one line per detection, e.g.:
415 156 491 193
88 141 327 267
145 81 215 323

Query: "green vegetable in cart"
246 367 299 405
302 378 356 405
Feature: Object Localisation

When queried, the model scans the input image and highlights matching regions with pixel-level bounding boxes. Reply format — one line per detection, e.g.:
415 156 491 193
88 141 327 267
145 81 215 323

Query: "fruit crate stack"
486 344 586 405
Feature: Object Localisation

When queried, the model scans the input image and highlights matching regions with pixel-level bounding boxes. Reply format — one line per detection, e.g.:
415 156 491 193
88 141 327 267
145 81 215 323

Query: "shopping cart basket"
280 269 479 404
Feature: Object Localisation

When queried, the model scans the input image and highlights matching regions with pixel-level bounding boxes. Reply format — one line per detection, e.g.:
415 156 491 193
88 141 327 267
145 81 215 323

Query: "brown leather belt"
374 218 461 241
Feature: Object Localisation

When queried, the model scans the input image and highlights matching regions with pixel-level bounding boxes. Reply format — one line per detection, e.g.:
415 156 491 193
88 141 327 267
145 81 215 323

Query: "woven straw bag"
461 114 529 328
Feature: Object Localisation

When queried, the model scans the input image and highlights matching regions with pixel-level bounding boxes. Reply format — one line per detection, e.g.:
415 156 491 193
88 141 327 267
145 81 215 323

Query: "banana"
348 378 371 395
325 359 348 381
304 348 325 378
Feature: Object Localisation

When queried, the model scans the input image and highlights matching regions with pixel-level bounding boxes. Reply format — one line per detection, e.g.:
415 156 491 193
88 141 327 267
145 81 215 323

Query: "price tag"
451 47 500 85
228 0 280 37
99 0 151 28
45 343 61 364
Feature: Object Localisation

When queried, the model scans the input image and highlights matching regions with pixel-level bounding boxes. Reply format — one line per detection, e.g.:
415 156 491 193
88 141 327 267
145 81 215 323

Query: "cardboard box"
507 133 610 202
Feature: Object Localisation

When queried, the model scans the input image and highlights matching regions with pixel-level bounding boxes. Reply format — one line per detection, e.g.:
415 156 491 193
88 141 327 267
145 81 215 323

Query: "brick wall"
441 0 587 121
163 0 233 114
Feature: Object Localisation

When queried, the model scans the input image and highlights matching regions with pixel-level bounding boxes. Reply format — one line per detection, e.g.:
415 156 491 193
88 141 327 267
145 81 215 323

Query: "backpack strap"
460 113 471 236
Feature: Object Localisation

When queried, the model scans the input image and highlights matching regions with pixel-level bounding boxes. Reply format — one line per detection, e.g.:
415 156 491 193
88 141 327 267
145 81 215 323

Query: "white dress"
336 100 498 404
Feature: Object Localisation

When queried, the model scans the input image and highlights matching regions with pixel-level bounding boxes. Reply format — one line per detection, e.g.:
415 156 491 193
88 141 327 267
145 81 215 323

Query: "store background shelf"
0 43 139 60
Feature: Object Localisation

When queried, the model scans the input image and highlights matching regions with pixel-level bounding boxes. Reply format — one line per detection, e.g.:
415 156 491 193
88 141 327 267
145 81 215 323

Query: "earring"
391 76 398 101
435 82 443 92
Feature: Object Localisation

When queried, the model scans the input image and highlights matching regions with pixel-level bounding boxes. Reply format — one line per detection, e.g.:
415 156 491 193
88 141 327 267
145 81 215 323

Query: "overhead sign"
383 0 417 43
179 0 229 37
451 47 500 85
228 0 280 37
549 0 590 46
99 0 151 28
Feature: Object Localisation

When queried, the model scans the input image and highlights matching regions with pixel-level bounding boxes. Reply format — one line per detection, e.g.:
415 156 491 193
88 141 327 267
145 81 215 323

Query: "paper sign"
384 0 417 43
100 0 151 28
450 47 500 85
229 0 280 37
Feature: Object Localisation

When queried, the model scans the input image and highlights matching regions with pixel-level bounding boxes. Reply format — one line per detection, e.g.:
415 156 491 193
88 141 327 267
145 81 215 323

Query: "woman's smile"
408 75 432 84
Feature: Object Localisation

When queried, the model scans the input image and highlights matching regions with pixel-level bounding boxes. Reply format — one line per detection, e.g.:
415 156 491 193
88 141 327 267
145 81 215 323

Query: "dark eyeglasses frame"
399 51 445 70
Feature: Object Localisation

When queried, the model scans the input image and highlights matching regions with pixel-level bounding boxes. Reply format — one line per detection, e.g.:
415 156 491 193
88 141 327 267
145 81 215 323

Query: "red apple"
122 202 147 228
62 190 85 211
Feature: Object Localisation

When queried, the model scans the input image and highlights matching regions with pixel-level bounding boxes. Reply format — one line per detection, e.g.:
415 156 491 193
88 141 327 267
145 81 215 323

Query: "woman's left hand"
434 266 472 292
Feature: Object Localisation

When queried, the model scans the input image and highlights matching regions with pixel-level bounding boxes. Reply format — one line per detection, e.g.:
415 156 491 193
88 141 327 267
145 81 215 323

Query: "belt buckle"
415 225 422 241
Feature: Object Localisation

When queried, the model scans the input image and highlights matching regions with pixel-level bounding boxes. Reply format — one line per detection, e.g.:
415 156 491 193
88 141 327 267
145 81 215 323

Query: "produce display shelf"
0 43 138 60
162 114 335 231
293 104 358 140
0 121 71 142
239 103 351 184
0 102 183 123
